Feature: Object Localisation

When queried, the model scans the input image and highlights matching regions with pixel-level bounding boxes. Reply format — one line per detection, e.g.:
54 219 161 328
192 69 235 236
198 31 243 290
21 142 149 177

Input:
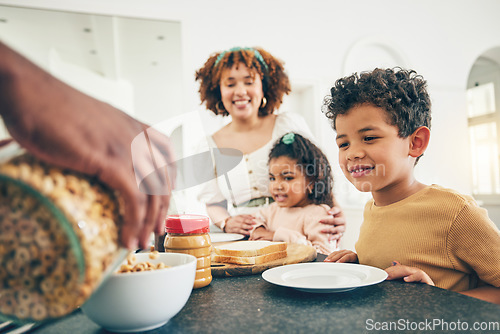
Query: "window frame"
466 57 500 202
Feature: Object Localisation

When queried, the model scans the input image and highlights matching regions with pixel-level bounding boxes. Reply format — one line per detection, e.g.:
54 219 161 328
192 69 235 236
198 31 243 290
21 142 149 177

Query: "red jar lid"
165 214 210 234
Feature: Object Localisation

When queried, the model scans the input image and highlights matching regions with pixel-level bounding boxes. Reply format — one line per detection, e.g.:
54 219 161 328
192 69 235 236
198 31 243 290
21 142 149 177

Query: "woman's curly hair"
269 133 334 207
195 47 291 117
322 67 432 138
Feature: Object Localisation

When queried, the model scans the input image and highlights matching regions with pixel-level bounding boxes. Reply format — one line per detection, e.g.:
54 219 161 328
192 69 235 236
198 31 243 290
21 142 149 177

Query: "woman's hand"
224 214 257 235
385 261 435 286
249 226 274 241
324 249 358 263
320 206 346 242
0 41 175 250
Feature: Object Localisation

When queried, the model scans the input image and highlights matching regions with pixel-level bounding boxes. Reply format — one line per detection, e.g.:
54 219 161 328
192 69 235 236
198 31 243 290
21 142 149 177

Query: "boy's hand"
324 249 358 263
385 261 435 286
249 227 274 241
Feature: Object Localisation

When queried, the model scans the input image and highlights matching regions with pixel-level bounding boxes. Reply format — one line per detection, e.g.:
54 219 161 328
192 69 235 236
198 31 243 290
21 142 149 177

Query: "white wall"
2 0 500 250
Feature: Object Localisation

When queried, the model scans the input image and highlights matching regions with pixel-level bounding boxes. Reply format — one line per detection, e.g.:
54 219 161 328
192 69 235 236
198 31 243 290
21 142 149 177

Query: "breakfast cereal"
0 153 124 322
116 252 170 273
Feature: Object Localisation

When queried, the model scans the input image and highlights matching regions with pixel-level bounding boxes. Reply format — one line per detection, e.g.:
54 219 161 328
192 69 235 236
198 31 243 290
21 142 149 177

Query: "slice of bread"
212 250 287 265
213 240 287 257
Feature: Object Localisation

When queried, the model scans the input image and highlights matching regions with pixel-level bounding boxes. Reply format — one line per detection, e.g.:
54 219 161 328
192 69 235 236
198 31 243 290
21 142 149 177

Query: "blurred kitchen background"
0 0 499 251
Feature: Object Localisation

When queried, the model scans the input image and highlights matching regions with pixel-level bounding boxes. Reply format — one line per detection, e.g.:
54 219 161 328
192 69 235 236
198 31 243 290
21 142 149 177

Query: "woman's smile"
220 63 263 120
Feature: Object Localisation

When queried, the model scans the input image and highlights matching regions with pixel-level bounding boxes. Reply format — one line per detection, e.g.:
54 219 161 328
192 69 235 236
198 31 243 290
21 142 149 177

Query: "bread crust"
212 250 287 265
213 241 287 257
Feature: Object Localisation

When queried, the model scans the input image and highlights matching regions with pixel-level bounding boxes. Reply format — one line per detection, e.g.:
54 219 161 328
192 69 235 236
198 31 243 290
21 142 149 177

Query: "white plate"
262 262 388 293
209 232 245 243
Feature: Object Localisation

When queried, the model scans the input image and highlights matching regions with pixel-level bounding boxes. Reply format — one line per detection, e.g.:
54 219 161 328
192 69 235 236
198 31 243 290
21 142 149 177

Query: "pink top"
251 203 335 255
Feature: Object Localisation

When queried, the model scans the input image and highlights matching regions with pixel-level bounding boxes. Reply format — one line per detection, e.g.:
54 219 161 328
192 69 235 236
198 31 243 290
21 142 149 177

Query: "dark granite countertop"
33 256 500 334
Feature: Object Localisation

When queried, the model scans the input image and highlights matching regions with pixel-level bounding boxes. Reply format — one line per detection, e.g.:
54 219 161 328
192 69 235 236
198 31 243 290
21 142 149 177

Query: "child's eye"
245 81 254 85
364 136 378 142
269 176 275 181
338 142 349 149
284 176 294 181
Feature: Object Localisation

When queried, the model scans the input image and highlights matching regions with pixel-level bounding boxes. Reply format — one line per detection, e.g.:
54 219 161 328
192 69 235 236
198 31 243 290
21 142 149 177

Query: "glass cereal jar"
0 142 127 324
164 214 212 289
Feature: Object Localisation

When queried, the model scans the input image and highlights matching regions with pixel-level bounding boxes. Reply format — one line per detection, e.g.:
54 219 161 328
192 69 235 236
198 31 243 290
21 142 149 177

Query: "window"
467 55 500 202
469 122 500 194
467 83 496 117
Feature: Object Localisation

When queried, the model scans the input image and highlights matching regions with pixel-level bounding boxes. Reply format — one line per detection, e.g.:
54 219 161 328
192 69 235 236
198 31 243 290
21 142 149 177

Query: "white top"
196 112 314 216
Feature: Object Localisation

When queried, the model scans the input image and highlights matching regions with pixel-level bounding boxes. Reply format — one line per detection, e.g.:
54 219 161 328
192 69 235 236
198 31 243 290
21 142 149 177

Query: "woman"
195 47 345 240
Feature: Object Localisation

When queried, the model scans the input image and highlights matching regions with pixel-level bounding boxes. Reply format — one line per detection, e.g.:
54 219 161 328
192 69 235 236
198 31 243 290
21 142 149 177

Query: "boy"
323 67 500 304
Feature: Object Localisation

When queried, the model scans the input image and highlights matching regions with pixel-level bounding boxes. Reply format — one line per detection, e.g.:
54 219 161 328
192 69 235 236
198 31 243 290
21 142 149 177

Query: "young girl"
249 132 337 255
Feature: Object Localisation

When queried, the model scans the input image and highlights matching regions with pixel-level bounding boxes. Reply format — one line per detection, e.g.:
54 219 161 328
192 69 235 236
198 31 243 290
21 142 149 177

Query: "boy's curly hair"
269 133 334 207
195 47 291 117
322 67 432 138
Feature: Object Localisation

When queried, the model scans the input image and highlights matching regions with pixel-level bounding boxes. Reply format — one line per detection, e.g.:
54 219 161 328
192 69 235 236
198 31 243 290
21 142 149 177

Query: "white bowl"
81 252 196 332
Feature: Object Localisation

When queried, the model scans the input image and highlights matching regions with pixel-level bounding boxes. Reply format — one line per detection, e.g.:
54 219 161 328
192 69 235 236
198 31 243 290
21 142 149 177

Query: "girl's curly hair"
322 67 432 138
195 47 291 117
269 133 334 207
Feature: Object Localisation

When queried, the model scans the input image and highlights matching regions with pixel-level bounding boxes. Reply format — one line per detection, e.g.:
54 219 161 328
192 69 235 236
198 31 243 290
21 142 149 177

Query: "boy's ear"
409 126 430 158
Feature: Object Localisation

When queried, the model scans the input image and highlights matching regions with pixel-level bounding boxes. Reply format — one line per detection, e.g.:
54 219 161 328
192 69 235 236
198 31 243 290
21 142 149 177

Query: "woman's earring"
260 97 267 109
216 101 226 114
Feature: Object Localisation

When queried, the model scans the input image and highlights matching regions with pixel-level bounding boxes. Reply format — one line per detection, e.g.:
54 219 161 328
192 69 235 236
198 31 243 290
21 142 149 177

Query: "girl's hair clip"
282 133 295 145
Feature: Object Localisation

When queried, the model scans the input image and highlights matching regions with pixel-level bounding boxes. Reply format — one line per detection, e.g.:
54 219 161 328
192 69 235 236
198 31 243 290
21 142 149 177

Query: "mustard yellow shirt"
355 184 500 291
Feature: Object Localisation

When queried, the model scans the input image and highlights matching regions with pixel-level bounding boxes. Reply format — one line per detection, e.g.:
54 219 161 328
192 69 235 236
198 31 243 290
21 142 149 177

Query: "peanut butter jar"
164 214 212 289
0 143 127 324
